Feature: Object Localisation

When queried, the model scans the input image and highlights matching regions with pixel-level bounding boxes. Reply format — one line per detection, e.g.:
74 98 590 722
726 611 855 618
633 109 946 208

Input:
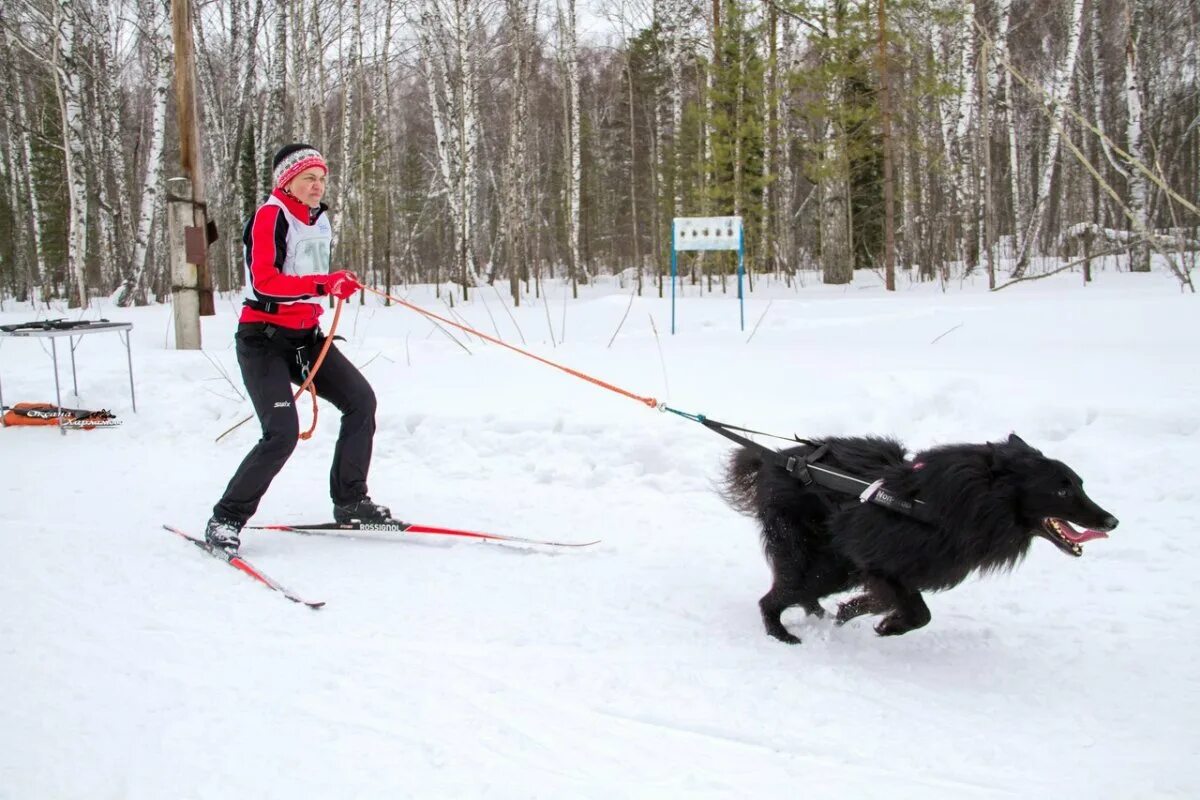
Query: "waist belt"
243 298 280 314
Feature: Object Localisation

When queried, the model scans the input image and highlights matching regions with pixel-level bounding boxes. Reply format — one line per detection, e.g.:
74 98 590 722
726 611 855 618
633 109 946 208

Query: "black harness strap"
699 416 935 524
243 298 280 314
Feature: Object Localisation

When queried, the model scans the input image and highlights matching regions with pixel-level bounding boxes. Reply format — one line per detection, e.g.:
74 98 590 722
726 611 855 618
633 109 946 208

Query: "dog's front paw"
874 614 911 637
835 594 874 625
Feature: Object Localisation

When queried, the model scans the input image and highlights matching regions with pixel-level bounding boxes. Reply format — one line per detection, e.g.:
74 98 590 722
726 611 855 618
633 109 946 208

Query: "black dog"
722 434 1118 643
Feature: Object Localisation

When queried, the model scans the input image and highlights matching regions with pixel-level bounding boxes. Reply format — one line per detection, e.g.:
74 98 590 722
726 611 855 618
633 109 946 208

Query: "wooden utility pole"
169 0 214 351
877 0 896 290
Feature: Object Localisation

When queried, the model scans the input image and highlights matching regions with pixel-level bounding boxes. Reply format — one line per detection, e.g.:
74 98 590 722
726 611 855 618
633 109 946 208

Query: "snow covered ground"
1 267 1197 798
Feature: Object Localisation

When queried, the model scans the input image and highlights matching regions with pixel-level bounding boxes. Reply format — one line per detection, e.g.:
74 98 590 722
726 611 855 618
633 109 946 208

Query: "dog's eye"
1055 488 1071 498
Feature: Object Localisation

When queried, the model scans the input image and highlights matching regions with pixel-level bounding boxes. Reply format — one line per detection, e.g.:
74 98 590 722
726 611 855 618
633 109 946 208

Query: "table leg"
51 337 65 435
122 331 137 412
69 335 79 398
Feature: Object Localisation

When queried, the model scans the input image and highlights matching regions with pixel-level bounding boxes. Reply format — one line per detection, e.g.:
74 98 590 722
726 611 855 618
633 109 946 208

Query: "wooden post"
1082 226 1093 284
171 0 215 318
168 177 201 349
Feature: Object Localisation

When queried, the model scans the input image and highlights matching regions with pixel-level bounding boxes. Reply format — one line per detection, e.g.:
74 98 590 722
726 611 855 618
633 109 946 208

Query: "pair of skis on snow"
164 520 599 608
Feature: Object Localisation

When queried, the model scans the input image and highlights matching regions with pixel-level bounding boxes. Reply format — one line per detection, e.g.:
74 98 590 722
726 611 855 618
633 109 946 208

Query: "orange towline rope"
295 296 343 440
363 286 660 409
214 297 344 443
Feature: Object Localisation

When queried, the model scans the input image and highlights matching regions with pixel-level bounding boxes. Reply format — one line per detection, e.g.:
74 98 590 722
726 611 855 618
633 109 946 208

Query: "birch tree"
195 0 267 286
819 0 853 284
878 0 897 289
762 0 778 278
775 15 802 276
992 0 1023 261
269 0 289 160
1014 0 1086 276
413 0 482 298
558 0 584 293
1124 0 1150 272
502 0 535 303
117 0 171 306
0 31 29 300
53 0 91 306
936 1 977 269
90 3 133 286
6 0 94 303
0 5 48 300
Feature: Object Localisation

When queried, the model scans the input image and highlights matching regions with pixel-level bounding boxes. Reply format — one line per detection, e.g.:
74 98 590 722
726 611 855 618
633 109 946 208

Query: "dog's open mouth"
1039 518 1109 557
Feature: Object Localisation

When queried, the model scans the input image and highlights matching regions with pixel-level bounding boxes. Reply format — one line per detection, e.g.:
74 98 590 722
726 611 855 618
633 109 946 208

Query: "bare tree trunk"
312 0 327 151
558 0 583 295
777 15 797 276
994 0 1021 264
820 1 851 285
761 0 777 281
381 0 397 293
195 0 266 289
704 0 718 218
118 0 171 307
821 120 852 285
334 0 356 263
733 14 744 225
626 58 641 293
1124 0 1150 272
355 0 370 286
504 0 533 304
933 3 977 272
955 1 978 270
54 0 91 307
269 0 289 158
0 5 48 301
89 7 125 289
981 38 995 289
461 0 481 296
413 0 480 300
1 80 28 299
1014 0 1086 276
295 0 312 142
879 0 896 290
665 0 683 222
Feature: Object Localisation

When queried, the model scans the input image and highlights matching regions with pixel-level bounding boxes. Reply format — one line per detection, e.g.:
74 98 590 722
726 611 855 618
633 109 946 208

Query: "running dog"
722 434 1118 643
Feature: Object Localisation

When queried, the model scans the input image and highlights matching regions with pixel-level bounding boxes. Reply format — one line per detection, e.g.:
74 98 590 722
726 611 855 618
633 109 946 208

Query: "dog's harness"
696 415 936 524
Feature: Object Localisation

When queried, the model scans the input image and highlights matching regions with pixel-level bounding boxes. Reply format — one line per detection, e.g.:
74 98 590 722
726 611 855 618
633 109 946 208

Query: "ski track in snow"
1 271 1197 798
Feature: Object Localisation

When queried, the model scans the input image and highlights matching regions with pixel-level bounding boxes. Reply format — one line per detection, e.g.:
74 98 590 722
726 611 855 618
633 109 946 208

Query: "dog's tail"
720 447 765 516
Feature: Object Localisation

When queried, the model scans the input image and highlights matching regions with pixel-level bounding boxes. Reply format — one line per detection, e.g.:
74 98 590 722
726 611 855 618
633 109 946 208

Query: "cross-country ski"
163 525 324 609
245 520 600 548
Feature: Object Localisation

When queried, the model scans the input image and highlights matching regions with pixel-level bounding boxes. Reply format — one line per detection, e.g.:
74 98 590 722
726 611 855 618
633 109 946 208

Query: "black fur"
722 434 1118 643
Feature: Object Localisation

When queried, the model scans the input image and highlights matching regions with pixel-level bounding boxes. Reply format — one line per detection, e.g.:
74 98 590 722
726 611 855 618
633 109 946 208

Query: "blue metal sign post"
671 216 745 334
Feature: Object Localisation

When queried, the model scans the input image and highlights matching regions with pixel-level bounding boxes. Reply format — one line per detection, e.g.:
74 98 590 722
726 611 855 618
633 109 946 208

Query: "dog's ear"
1007 433 1028 448
991 434 1040 475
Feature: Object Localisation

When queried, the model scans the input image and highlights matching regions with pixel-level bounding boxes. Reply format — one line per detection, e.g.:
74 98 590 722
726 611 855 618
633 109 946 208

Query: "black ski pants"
213 322 376 524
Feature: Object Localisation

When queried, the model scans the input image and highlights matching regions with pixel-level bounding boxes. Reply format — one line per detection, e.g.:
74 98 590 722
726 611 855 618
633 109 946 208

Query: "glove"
326 270 361 300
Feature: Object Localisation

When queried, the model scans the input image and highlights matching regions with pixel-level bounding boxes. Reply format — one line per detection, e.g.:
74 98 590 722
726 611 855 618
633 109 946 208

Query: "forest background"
1 0 1196 309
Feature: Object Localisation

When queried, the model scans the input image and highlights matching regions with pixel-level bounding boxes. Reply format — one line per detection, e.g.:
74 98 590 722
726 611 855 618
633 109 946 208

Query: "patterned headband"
274 147 328 189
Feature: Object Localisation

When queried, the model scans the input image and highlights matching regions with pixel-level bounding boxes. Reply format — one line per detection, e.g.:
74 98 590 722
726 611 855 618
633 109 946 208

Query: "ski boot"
333 497 394 524
205 515 243 553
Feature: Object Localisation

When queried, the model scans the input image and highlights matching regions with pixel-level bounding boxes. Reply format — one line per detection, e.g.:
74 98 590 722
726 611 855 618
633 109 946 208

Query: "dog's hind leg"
759 579 808 644
866 574 932 637
759 555 851 643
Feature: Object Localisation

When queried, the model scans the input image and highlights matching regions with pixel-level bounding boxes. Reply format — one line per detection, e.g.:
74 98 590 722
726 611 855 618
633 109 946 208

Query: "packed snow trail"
1 271 1197 798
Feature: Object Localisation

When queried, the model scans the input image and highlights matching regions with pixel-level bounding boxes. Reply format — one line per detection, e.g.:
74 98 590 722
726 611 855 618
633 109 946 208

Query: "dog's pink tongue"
1056 519 1109 543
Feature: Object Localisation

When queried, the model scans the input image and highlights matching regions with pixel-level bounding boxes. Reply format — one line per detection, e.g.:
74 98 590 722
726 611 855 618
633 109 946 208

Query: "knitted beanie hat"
272 143 327 189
